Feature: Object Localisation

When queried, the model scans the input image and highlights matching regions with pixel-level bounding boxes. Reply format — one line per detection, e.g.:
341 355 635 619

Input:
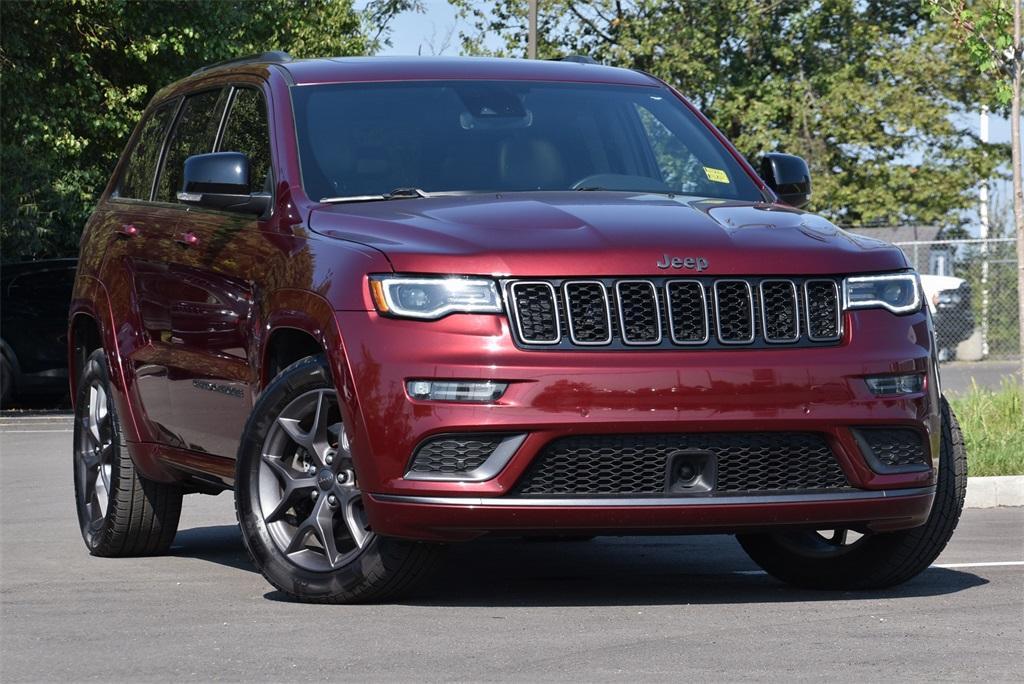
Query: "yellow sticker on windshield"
704 166 730 184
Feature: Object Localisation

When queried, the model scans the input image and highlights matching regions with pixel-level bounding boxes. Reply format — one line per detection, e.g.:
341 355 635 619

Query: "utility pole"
980 107 990 359
528 0 537 59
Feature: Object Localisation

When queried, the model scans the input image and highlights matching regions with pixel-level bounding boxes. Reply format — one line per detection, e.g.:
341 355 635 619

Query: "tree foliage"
452 0 1009 228
0 0 410 262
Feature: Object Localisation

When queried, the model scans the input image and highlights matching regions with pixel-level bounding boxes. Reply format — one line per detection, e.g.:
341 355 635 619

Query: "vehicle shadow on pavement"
402 539 987 607
169 524 256 574
167 525 988 605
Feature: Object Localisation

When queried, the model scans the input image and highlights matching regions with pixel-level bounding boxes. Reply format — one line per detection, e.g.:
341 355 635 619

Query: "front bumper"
333 307 940 542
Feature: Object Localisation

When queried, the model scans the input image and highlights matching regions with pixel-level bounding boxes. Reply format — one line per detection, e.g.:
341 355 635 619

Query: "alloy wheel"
75 379 115 540
257 388 373 572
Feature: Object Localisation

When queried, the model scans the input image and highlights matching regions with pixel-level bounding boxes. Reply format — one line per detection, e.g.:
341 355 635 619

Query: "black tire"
737 396 967 590
235 354 441 604
72 349 182 556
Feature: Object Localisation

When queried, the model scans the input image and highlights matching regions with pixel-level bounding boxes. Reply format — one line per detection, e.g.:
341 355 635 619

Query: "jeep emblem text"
656 254 709 271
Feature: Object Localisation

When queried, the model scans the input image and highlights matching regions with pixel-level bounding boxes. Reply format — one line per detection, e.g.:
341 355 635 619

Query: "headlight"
369 275 502 319
843 273 922 314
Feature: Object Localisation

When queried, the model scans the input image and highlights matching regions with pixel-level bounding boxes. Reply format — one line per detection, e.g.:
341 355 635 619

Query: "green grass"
950 381 1024 477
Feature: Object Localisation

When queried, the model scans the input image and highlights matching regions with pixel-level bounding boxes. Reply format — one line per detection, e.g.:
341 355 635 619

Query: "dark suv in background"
2 258 78 406
69 53 966 603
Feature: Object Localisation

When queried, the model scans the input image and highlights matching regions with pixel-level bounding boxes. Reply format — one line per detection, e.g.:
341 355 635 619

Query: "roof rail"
191 51 293 76
551 55 599 64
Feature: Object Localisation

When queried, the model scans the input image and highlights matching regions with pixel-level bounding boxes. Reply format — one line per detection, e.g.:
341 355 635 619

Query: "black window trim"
111 80 275 217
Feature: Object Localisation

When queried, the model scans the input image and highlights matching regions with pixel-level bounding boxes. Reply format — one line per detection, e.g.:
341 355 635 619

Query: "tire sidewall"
234 355 402 601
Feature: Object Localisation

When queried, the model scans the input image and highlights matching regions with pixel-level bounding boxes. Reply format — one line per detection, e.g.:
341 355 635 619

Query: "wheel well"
264 328 324 386
70 314 102 398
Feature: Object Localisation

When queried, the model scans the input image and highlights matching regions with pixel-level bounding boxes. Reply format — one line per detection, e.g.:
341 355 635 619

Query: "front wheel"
235 354 441 603
737 397 967 590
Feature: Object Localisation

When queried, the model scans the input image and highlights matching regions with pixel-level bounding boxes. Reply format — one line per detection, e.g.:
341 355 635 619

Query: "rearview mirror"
760 153 811 208
177 152 270 215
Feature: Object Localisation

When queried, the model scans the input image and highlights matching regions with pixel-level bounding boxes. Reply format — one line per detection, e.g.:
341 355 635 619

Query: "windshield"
291 80 764 203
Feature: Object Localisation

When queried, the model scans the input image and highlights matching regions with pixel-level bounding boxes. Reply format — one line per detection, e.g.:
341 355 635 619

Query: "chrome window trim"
509 281 562 345
403 434 527 482
759 279 800 344
615 279 662 345
562 280 613 345
804 279 843 342
664 279 710 345
713 279 755 344
372 486 935 507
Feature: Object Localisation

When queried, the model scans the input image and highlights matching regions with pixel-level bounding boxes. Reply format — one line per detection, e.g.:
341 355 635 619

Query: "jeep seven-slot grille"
506 277 843 349
512 433 850 496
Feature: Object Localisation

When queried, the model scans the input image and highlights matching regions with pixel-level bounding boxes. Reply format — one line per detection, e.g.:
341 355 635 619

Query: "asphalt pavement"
1 414 1022 682
940 360 1021 395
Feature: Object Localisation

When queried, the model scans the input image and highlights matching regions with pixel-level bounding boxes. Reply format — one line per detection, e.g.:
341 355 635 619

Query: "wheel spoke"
311 496 341 567
340 492 370 549
261 453 316 523
276 392 332 464
94 468 108 512
99 464 111 493
88 386 103 445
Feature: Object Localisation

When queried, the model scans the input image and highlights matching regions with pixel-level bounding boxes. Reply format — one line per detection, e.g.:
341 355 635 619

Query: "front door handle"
175 232 199 247
116 224 139 238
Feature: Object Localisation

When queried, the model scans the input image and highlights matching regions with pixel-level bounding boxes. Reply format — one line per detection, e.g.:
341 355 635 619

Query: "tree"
452 1 1008 230
0 0 413 262
927 0 1023 376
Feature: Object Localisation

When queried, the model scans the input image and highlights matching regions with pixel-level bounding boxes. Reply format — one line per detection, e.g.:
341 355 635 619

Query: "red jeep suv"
69 53 966 603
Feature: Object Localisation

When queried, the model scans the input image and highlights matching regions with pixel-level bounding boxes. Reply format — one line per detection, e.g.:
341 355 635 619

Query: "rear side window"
219 88 272 194
120 102 176 200
155 88 229 203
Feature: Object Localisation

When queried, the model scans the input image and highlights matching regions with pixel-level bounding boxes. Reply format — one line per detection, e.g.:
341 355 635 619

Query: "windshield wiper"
320 187 432 204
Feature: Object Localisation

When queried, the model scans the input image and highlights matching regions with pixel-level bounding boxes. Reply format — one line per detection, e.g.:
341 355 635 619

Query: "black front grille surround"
504 276 844 350
513 432 850 496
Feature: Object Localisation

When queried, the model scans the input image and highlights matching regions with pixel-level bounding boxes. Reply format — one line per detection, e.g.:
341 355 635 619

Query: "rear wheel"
737 397 967 589
235 354 441 603
72 349 182 556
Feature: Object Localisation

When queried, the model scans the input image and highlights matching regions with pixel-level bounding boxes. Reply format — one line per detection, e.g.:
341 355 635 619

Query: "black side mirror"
759 153 811 208
177 152 270 215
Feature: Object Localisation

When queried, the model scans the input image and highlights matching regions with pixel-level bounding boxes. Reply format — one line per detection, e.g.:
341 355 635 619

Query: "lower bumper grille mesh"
513 432 849 496
409 435 503 474
855 428 929 469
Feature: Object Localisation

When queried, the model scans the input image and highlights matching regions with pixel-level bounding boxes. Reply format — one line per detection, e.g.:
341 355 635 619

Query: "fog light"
406 379 508 403
865 374 923 396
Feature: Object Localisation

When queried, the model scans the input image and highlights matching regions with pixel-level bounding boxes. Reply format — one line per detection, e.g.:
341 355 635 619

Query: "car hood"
309 192 908 276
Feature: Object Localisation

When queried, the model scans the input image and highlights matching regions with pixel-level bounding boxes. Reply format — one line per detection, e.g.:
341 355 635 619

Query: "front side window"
291 80 763 203
120 102 176 200
155 88 229 203
219 88 272 194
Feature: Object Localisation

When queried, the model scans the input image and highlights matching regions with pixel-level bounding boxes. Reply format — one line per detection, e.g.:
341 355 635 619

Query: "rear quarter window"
119 102 176 200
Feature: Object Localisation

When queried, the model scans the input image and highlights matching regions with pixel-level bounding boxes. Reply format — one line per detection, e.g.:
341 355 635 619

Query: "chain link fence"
890 236 1019 364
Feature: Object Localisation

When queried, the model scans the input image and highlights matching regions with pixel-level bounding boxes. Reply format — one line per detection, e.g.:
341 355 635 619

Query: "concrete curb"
965 476 1024 508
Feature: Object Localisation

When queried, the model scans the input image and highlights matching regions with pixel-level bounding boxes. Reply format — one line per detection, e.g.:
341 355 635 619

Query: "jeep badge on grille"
656 254 709 271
